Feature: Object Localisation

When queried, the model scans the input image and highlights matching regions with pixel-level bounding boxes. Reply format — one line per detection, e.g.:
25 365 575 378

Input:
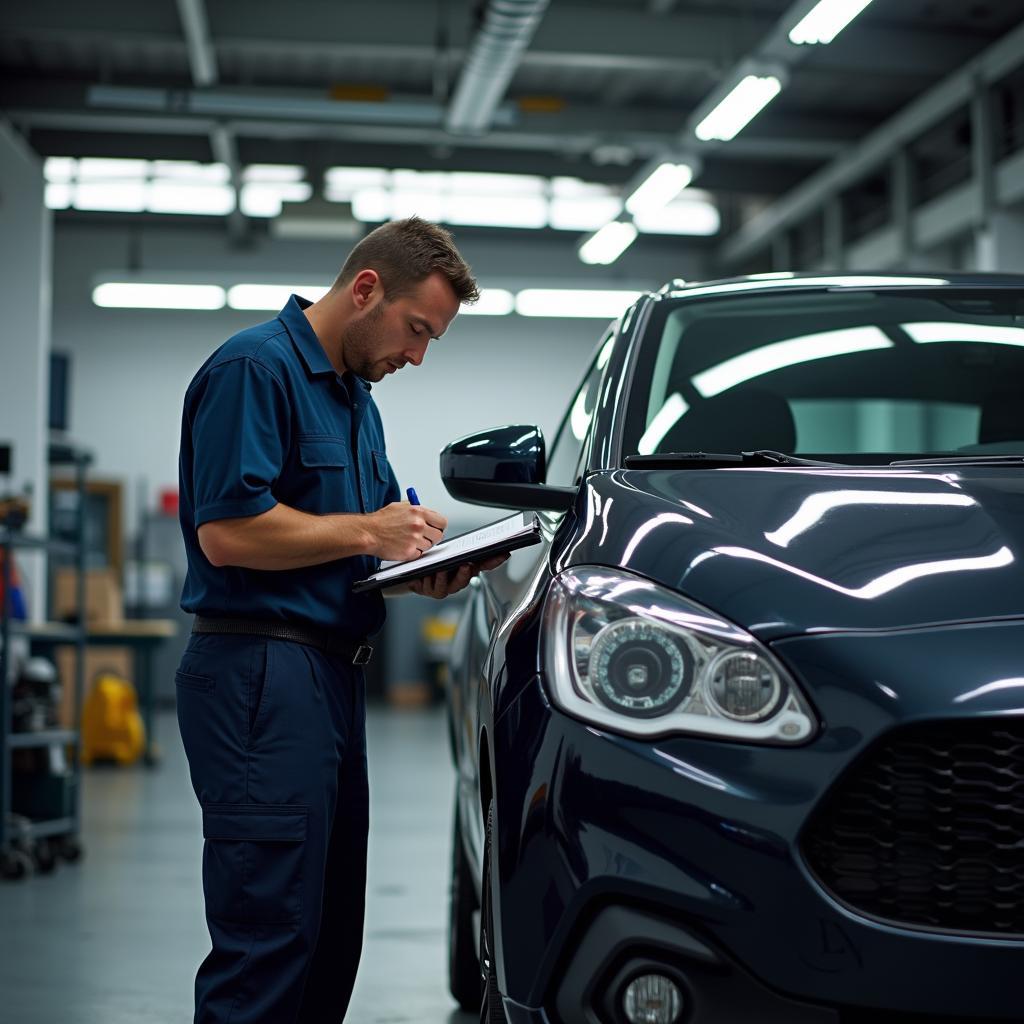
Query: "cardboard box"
53 567 124 626
56 646 133 728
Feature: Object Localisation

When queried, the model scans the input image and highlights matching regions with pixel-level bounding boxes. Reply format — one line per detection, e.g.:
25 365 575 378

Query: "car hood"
558 465 1024 640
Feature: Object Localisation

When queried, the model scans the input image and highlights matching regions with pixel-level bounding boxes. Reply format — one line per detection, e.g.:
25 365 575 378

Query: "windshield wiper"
890 454 1024 467
625 450 843 469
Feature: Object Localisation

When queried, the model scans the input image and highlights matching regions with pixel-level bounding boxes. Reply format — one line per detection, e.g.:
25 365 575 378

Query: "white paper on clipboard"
352 511 541 592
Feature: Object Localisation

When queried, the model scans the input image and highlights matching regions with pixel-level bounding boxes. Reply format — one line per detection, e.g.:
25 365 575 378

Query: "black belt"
192 615 374 665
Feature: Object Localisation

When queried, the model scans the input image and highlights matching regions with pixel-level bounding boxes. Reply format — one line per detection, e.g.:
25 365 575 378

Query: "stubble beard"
340 304 389 381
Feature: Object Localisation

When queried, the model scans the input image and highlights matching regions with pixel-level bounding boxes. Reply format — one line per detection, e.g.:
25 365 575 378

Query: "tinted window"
547 331 616 486
623 288 1024 461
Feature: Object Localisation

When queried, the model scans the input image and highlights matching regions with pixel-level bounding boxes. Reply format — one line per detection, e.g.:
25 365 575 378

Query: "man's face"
341 271 461 382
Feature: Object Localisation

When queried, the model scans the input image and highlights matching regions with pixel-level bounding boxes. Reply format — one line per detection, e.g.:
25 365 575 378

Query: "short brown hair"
334 216 479 304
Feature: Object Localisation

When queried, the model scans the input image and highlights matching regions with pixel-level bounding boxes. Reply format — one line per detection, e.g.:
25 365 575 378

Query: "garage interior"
1 1 1024 1022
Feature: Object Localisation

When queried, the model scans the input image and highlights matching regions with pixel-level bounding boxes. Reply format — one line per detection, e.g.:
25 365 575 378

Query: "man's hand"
368 502 448 561
407 552 510 599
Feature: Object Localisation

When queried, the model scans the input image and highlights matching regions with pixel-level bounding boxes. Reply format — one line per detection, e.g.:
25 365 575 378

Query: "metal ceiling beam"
173 0 246 240
446 0 551 135
719 16 1024 267
27 126 813 195
4 81 856 162
174 0 217 87
0 8 994 84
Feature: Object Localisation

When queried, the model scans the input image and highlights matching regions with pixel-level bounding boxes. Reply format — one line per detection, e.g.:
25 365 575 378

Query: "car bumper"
491 623 1024 1023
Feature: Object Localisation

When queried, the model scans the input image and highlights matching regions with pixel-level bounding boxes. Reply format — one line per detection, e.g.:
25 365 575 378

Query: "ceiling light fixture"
515 289 643 319
625 162 695 216
93 283 226 310
226 284 330 310
789 0 875 45
633 197 720 236
578 221 638 265
458 289 516 316
694 74 783 142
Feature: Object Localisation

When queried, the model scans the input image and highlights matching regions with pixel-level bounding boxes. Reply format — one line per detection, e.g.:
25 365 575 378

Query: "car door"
451 325 619 874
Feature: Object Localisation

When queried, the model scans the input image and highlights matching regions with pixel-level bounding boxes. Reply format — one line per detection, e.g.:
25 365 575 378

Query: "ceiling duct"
445 0 550 136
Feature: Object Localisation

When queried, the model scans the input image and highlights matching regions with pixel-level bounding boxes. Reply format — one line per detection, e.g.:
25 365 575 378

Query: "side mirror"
440 425 576 511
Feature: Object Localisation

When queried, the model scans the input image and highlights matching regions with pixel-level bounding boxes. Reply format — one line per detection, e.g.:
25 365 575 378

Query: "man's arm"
198 501 447 571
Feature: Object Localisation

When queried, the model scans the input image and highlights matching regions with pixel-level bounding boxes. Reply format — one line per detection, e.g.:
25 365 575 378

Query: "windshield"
621 288 1024 464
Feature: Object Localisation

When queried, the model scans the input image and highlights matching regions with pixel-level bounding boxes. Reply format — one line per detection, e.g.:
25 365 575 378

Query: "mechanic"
174 216 505 1023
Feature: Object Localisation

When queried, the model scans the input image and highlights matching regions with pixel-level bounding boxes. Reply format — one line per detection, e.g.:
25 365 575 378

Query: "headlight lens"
543 567 816 743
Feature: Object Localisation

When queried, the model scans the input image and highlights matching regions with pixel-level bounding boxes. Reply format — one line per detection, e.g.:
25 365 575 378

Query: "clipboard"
352 511 542 593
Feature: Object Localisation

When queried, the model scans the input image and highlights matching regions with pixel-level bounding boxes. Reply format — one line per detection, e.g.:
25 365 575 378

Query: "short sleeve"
188 358 290 527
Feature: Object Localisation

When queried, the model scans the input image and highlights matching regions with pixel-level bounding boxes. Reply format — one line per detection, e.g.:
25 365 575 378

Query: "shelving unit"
0 445 91 879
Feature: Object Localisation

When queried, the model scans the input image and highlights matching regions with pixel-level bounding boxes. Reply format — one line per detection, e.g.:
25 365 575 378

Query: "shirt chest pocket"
295 435 352 512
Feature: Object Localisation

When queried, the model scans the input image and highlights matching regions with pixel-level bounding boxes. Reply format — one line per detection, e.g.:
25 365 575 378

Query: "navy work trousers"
175 632 368 1024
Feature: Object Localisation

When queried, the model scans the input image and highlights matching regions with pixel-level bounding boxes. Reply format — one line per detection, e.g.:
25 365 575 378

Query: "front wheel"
449 792 481 1011
480 801 505 1024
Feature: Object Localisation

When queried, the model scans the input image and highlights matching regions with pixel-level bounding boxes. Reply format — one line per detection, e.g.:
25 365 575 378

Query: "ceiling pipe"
445 0 551 136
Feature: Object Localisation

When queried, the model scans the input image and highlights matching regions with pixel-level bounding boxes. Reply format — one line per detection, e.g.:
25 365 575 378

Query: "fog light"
622 973 683 1024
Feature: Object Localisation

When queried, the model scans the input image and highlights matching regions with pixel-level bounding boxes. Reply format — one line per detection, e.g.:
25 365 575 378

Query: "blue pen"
406 487 420 505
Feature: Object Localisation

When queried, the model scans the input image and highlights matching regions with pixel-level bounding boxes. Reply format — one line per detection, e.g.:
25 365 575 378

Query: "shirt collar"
279 294 374 393
279 294 335 377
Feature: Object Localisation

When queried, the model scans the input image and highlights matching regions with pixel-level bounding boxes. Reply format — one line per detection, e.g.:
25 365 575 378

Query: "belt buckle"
352 643 373 666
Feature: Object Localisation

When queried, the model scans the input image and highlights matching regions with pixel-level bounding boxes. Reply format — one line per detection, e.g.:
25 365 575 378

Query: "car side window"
546 329 616 487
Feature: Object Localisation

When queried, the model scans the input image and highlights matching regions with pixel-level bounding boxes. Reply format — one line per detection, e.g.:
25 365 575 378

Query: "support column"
971 79 998 271
771 231 793 272
975 210 1024 271
0 122 52 620
824 198 845 271
892 150 914 266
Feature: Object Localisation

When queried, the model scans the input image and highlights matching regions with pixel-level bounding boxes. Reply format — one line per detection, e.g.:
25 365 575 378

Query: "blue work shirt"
178 295 401 637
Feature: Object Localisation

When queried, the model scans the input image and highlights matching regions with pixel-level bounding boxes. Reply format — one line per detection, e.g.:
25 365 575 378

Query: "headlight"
542 567 816 743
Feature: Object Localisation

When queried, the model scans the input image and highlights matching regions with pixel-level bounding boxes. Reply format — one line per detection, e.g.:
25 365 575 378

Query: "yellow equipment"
80 671 146 766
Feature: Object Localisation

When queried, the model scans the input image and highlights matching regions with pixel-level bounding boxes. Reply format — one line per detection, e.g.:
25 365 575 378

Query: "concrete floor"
0 707 476 1024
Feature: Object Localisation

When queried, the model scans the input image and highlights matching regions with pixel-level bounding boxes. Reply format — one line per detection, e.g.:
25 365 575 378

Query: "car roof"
650 271 1024 303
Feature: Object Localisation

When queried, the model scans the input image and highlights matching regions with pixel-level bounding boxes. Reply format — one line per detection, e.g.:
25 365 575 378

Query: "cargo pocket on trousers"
202 804 308 926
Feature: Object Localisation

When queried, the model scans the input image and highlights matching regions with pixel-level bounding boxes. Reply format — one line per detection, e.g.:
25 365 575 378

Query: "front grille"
802 719 1024 937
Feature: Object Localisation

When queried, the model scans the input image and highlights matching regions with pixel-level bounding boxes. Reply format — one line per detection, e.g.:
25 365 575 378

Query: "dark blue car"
441 273 1024 1024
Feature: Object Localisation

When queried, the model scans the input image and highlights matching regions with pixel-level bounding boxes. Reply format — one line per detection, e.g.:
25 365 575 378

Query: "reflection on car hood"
563 466 1024 640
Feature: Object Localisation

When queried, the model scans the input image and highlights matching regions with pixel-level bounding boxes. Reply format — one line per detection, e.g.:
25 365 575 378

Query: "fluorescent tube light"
77 158 148 180
444 195 548 229
902 322 1024 347
549 195 623 231
458 289 515 316
515 289 643 319
695 75 782 142
789 0 875 45
578 221 638 265
633 198 720 236
243 164 305 182
692 325 892 398
44 157 76 183
239 181 313 218
74 181 147 212
93 283 226 310
638 393 690 455
45 183 72 209
625 162 694 216
152 160 230 183
227 284 330 310
147 182 236 216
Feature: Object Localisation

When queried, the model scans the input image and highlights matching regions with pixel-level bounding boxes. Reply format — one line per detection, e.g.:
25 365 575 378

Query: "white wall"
0 122 52 619
51 222 707 533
